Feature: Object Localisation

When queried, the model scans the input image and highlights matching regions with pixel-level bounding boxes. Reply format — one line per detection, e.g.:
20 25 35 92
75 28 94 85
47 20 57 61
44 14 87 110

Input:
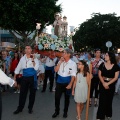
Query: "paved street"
2 85 120 120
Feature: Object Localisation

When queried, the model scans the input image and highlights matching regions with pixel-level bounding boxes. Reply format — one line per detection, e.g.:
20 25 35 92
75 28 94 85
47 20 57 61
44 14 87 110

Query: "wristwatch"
32 61 34 62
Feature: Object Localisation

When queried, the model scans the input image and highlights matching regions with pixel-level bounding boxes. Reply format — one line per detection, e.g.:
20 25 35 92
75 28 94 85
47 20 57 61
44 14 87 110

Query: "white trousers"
115 78 120 92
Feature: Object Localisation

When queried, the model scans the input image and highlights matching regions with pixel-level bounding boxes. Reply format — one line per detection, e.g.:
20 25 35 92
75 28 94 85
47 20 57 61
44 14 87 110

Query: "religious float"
34 13 74 58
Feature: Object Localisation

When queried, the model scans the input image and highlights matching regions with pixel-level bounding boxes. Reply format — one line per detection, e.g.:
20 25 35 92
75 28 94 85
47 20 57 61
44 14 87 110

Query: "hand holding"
72 90 74 96
59 57 64 63
66 84 71 89
103 82 109 89
30 54 35 61
13 81 17 87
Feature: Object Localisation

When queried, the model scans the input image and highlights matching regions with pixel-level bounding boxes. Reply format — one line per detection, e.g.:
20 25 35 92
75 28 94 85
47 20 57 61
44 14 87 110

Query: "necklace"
62 62 68 73
25 56 30 68
78 73 82 83
78 74 81 83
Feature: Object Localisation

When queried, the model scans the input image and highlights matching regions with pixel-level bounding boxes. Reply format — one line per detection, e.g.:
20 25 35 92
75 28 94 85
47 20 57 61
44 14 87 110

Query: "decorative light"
36 23 41 30
36 23 41 45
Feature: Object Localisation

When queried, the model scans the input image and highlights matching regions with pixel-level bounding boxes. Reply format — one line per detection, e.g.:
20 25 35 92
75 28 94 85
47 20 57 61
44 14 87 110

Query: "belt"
103 77 112 81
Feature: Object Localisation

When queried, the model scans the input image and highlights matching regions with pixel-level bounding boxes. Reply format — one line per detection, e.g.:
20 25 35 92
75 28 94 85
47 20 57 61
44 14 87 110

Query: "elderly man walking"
52 49 77 118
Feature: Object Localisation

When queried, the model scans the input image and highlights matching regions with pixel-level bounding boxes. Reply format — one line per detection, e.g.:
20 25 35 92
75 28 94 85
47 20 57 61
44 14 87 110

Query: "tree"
0 0 62 46
73 13 120 52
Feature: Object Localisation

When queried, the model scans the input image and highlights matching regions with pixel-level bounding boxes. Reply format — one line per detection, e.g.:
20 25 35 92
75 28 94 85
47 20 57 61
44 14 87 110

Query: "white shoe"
106 117 112 120
76 116 81 120
37 86 40 90
52 87 56 92
14 91 18 93
17 90 20 93
40 81 43 85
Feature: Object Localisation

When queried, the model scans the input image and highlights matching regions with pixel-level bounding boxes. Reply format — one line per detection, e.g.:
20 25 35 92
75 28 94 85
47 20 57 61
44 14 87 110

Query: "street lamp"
0 27 1 50
35 23 41 45
70 26 75 35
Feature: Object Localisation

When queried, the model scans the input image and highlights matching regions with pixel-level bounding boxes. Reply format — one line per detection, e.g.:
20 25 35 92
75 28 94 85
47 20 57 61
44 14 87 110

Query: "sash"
45 66 54 73
23 68 37 89
57 75 71 84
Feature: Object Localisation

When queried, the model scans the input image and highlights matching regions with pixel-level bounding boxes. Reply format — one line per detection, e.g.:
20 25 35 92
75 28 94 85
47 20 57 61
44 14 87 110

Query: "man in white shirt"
41 56 57 92
13 45 39 114
52 49 77 118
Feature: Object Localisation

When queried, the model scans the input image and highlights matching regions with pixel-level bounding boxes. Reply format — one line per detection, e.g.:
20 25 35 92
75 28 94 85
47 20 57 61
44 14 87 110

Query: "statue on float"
53 13 68 39
53 13 62 36
35 13 74 56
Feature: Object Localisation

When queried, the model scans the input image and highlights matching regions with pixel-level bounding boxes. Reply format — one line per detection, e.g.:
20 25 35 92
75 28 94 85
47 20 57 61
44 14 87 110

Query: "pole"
37 30 39 44
85 74 91 120
0 27 1 50
19 42 20 53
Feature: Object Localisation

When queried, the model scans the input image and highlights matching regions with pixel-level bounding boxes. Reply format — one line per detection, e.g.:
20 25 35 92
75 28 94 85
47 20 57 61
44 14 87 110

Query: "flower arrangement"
37 34 70 52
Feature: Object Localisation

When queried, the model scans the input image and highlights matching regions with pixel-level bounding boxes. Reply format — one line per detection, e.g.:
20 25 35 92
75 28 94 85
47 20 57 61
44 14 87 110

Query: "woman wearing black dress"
96 52 119 120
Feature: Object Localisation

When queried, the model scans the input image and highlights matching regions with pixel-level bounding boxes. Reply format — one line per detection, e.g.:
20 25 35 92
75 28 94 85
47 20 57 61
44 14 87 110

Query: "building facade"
0 29 15 50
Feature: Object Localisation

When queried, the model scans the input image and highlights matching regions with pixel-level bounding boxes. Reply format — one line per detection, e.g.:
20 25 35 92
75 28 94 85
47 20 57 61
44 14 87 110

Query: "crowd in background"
0 49 120 94
0 48 120 120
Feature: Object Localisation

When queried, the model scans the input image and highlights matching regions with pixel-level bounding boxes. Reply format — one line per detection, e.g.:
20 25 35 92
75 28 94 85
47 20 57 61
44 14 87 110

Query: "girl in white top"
72 60 89 120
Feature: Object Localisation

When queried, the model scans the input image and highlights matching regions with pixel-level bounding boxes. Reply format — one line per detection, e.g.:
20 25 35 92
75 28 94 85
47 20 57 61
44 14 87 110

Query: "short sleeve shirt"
58 59 77 77
91 58 104 75
99 62 120 78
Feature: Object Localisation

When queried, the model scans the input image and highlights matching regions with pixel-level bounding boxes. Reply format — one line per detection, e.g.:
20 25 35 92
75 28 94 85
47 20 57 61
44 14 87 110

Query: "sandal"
76 116 81 120
89 101 92 107
94 101 98 107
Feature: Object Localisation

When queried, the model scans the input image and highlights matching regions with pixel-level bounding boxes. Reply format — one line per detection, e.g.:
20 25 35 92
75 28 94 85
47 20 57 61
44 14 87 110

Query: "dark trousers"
42 70 54 91
17 76 36 111
97 83 115 119
90 76 99 98
55 83 70 114
0 92 2 120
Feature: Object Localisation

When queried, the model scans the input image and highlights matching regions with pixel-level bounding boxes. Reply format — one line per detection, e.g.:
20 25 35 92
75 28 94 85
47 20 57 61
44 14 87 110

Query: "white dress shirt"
58 59 77 77
45 57 57 67
0 69 14 87
15 55 39 74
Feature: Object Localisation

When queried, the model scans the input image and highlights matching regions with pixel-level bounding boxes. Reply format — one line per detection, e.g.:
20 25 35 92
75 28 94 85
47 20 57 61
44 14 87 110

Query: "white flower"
59 47 64 52
44 43 49 48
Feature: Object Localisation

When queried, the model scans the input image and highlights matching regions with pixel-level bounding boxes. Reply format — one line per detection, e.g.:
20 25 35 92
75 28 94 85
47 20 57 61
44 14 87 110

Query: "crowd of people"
0 46 120 120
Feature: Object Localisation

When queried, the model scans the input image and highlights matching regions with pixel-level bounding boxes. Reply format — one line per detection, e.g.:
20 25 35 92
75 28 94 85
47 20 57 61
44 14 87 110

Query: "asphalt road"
2 85 120 120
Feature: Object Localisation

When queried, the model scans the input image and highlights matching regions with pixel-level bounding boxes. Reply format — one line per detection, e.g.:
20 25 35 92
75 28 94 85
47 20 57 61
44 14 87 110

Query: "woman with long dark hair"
10 52 19 76
10 52 20 93
96 52 120 120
